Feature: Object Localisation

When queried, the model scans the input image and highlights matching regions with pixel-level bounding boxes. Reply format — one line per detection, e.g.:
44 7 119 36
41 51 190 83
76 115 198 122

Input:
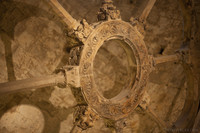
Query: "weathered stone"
0 105 44 133
81 119 112 133
59 113 74 133
0 37 8 83
0 0 199 132
12 17 65 80
49 86 77 108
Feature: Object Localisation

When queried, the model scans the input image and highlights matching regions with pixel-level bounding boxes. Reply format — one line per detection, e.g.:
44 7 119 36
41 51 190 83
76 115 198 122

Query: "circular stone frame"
79 20 152 120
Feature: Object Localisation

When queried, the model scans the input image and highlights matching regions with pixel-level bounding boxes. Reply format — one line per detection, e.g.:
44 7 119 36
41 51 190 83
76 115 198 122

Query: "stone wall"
0 0 199 133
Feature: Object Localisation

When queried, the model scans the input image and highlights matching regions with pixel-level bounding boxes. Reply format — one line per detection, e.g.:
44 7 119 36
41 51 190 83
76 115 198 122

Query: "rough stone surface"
144 0 183 56
94 39 135 99
0 37 8 83
0 0 199 132
123 112 140 133
0 1 76 133
49 86 77 108
0 105 44 133
81 119 112 133
59 113 74 133
59 0 148 23
12 16 65 79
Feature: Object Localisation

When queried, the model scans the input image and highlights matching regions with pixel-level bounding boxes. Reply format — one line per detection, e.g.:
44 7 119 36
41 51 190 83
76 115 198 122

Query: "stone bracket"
63 66 80 88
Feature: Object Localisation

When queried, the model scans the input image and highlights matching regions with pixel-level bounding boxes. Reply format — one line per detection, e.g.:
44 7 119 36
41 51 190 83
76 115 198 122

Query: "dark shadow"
159 47 165 55
0 33 16 81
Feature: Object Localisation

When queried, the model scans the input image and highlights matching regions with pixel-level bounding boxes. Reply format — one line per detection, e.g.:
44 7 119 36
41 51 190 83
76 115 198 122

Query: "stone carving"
74 19 93 42
0 0 199 132
73 106 99 130
79 20 151 120
64 66 80 88
130 17 145 36
139 91 150 110
69 46 83 65
115 119 127 133
97 0 121 21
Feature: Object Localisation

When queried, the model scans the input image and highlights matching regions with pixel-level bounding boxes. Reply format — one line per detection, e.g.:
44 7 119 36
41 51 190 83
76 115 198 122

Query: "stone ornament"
0 0 199 132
